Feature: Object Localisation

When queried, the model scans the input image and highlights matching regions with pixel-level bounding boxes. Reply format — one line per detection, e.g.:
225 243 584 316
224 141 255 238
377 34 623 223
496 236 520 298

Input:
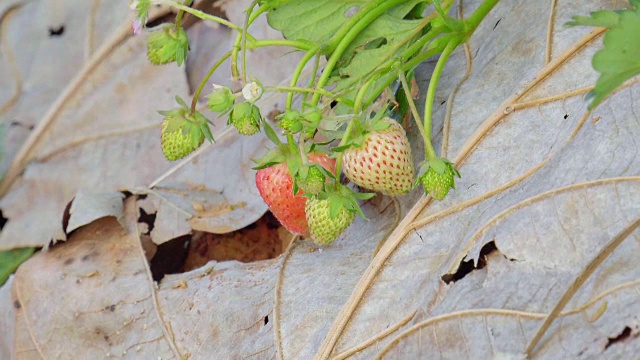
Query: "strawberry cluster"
131 0 476 245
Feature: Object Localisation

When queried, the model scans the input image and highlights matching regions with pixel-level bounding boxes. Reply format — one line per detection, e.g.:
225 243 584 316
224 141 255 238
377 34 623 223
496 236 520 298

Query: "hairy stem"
310 0 408 106
286 48 320 109
423 38 458 160
154 0 241 31
190 51 232 114
398 70 428 146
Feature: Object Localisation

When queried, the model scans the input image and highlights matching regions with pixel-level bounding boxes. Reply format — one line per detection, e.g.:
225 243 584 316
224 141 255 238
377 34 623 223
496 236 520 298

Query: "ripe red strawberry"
342 118 414 195
255 153 336 235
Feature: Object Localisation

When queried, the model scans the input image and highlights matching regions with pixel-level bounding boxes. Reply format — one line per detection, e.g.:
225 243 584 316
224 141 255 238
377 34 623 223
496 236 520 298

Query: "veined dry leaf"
0 32 186 250
0 275 14 360
0 0 304 250
0 0 131 173
67 190 125 233
1 0 640 359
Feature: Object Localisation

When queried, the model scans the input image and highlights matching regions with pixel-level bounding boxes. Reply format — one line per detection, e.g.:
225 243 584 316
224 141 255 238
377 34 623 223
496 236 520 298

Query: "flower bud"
207 86 235 113
242 82 263 102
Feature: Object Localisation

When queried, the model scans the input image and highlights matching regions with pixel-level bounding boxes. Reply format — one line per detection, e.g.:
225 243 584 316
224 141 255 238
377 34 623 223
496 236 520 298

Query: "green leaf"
569 5 640 109
566 11 622 27
0 247 35 286
266 0 369 50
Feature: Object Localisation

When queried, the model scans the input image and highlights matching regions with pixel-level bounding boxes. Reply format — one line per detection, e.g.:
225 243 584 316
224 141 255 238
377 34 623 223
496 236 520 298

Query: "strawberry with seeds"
256 152 335 235
341 117 415 195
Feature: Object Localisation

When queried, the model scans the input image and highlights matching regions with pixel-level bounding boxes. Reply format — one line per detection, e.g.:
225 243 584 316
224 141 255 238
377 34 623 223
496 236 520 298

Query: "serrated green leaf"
266 0 368 49
570 6 640 109
0 247 35 286
566 11 622 27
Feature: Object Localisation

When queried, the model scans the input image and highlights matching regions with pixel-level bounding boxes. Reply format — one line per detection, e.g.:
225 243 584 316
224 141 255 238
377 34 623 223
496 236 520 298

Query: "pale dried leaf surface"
0 0 130 172
0 32 186 250
67 190 125 233
2 0 640 359
13 198 179 359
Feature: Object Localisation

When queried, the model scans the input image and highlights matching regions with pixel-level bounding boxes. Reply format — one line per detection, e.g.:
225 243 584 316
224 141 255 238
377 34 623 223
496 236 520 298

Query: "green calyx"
415 157 460 200
276 105 322 137
207 86 235 114
159 96 214 161
147 25 189 66
230 102 262 135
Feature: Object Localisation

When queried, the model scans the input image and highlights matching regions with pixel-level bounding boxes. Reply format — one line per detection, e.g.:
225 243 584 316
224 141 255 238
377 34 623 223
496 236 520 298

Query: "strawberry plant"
130 0 501 244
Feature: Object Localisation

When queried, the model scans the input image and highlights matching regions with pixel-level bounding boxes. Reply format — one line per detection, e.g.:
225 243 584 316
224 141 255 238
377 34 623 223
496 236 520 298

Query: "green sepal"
262 117 283 145
252 143 289 170
147 25 190 66
135 0 152 21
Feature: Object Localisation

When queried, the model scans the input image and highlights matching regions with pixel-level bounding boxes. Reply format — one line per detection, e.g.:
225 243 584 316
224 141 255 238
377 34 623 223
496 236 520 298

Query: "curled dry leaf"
1 0 640 359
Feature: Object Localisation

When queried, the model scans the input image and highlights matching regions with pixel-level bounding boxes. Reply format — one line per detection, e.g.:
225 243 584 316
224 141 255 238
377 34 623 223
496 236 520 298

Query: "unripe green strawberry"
305 197 355 245
230 102 261 135
159 96 214 161
147 25 189 66
207 86 235 113
417 159 460 200
277 110 303 133
161 117 203 161
342 119 414 195
296 166 326 195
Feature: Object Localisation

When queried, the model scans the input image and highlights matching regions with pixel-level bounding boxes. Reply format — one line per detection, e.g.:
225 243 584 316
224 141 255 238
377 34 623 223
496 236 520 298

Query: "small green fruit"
296 166 326 195
147 25 189 66
305 197 355 245
230 102 261 135
161 116 204 161
207 86 235 113
418 158 460 200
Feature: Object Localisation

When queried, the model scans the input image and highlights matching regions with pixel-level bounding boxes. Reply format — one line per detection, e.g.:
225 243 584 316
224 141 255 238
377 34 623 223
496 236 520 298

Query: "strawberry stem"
286 48 320 110
398 69 428 146
333 118 358 178
462 0 500 35
231 3 264 79
174 0 186 32
423 38 458 161
241 0 261 84
268 86 335 99
310 0 408 106
190 51 232 115
155 0 242 31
